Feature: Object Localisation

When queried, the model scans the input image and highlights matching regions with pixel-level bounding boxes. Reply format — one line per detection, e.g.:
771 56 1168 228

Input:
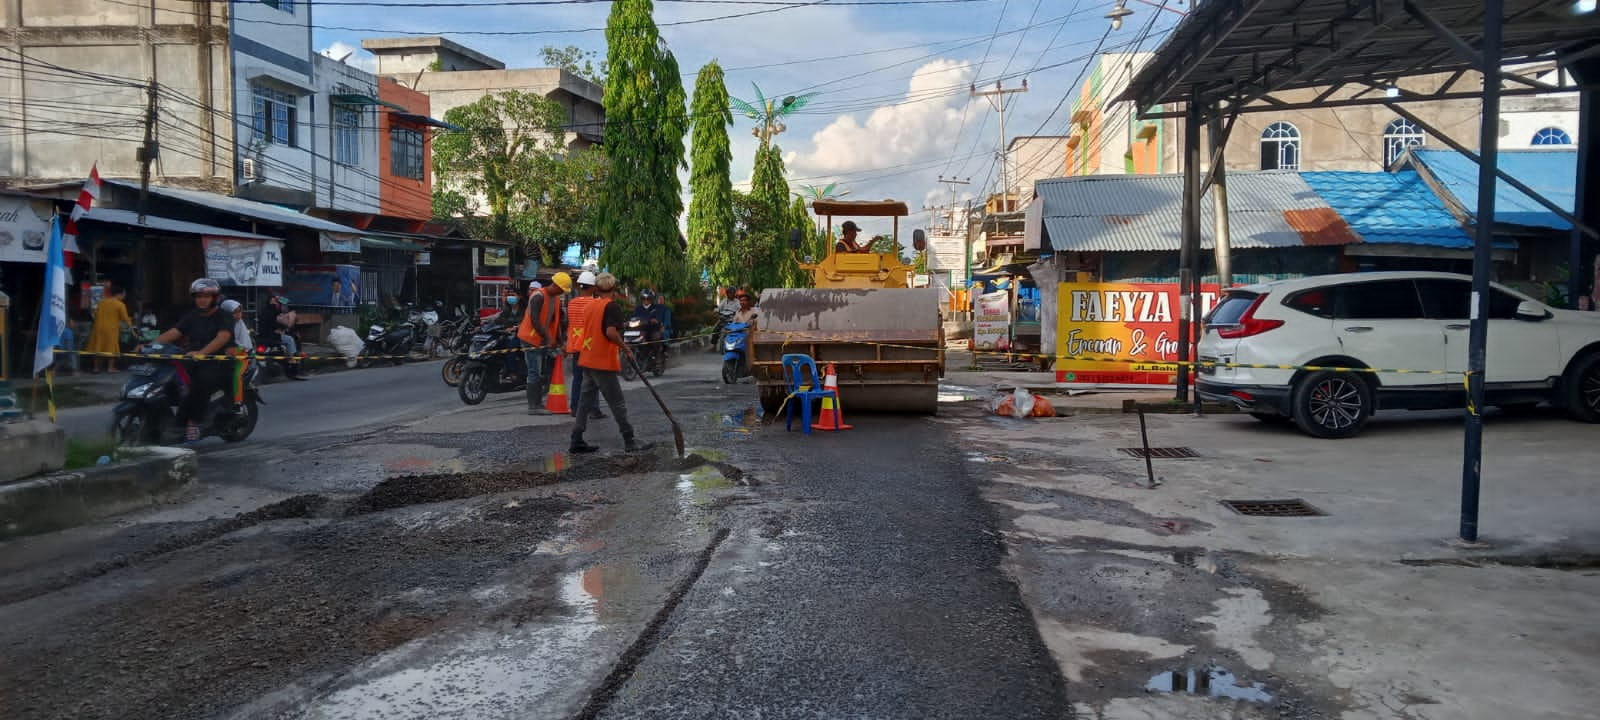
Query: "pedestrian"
86 284 132 373
519 272 572 415
563 271 604 421
220 299 252 409
570 272 645 454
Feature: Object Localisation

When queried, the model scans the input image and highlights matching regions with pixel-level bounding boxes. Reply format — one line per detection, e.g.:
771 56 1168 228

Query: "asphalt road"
1 350 1072 719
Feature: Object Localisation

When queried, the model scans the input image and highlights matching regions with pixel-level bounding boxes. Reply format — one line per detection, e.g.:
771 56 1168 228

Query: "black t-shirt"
173 308 232 353
601 300 625 336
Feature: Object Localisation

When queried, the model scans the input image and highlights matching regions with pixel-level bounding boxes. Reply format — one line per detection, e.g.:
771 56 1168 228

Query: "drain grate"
1220 499 1327 517
1119 446 1201 459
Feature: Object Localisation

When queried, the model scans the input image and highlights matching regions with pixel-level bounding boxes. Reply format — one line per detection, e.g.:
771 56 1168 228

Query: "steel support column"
1570 56 1599 309
1177 93 1203 403
1460 0 1502 544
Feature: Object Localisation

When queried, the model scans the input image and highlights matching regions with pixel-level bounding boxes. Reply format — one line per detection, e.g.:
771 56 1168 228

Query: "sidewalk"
941 350 1175 414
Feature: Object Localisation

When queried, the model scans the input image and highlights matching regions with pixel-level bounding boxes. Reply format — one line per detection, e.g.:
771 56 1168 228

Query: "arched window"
1260 121 1301 170
1531 127 1573 146
1383 118 1425 166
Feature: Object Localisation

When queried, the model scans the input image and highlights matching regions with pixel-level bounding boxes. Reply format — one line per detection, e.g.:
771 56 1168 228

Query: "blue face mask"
506 296 518 305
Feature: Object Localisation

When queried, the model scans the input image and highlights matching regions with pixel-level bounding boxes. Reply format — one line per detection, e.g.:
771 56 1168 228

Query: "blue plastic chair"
781 354 839 434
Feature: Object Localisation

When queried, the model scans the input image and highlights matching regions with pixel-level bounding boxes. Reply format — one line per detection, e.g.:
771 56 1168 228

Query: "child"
220 299 253 408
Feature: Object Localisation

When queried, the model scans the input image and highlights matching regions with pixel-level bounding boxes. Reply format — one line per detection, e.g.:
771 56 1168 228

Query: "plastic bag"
1029 396 1057 417
328 325 365 368
993 387 1036 417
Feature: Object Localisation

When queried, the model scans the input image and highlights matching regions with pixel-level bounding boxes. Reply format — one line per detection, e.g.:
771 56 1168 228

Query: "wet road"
0 351 1070 719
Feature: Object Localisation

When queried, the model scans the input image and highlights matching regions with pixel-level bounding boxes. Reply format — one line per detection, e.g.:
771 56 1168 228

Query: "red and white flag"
62 164 101 266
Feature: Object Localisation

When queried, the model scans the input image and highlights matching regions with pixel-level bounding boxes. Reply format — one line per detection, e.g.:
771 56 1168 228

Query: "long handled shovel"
624 349 686 458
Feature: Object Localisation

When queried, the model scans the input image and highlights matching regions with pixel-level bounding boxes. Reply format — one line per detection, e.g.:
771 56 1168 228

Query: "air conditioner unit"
241 157 263 182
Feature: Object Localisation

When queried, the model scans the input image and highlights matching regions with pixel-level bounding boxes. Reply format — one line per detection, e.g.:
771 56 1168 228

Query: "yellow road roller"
753 199 945 415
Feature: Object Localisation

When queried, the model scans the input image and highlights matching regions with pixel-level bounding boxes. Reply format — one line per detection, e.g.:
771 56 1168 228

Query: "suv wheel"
1562 351 1600 423
1292 370 1373 438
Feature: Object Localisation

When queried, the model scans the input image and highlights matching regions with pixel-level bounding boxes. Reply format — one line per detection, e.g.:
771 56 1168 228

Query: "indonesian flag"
62 164 101 268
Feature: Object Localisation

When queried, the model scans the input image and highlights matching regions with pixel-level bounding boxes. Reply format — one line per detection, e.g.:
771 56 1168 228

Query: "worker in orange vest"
563 271 603 421
518 271 571 415
570 272 644 454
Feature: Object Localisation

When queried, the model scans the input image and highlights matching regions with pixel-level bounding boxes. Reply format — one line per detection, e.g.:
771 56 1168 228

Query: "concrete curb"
0 446 198 540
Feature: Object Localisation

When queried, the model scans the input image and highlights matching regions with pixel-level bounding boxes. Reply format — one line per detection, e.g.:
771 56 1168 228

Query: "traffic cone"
811 363 853 431
545 355 570 414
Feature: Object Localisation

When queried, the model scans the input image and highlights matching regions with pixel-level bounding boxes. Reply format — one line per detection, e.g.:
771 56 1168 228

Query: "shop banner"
974 289 1011 350
0 195 56 264
1055 281 1220 386
204 237 284 287
320 232 361 253
285 264 360 308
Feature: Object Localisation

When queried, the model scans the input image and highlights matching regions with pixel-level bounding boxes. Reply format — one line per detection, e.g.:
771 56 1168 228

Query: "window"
1335 280 1423 320
1383 118 1425 166
260 0 294 11
1531 127 1572 146
334 105 361 165
390 128 424 180
1206 292 1260 326
1285 288 1335 318
251 84 297 147
1260 121 1301 170
1416 278 1471 319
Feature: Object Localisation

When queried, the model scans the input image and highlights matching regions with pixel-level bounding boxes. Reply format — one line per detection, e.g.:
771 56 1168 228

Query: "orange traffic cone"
811 363 853 431
545 355 570 414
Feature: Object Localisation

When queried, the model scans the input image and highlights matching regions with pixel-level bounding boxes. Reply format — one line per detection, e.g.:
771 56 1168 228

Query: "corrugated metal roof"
103 179 363 235
1035 171 1361 252
1300 170 1481 248
1405 148 1576 230
80 208 281 241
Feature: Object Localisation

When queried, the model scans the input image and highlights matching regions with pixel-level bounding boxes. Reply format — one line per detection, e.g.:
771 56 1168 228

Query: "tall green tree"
748 142 794 289
433 90 605 265
540 45 607 87
781 195 824 287
599 0 690 293
686 60 735 286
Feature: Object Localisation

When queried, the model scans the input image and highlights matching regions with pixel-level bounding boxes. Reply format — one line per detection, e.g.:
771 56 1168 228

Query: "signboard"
481 246 510 267
1055 281 1220 386
416 252 431 266
0 195 55 264
320 232 361 253
285 264 360 308
974 289 1011 350
204 237 283 287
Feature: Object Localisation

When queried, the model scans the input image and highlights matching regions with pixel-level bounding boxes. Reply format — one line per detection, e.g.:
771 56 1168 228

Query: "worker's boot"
526 387 547 415
624 437 652 453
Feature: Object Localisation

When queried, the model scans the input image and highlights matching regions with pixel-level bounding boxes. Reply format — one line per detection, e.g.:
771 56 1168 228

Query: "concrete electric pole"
970 81 1028 209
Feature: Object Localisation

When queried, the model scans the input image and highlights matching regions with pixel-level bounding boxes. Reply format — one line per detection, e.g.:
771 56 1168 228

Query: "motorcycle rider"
732 288 759 331
519 272 572 415
152 278 233 442
220 299 252 409
630 289 671 369
570 272 644 454
563 271 604 420
258 295 306 380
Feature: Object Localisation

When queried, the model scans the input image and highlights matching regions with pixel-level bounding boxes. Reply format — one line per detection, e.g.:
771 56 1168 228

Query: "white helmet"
577 270 597 288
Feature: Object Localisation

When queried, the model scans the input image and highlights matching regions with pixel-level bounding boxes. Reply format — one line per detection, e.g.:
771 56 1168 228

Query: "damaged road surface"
0 354 1072 719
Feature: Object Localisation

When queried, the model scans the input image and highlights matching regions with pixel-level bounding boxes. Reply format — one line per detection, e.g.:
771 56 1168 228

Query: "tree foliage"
687 60 736 287
746 141 795 291
599 0 690 294
540 45 608 87
781 196 825 288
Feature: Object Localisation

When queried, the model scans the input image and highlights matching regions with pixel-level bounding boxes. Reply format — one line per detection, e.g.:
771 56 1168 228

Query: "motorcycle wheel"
652 350 666 377
459 367 488 405
441 355 465 387
722 358 739 385
621 354 638 381
113 408 159 446
356 347 374 369
220 397 259 443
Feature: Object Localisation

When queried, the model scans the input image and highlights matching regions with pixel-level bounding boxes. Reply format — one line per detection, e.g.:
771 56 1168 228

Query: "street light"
1105 1 1133 30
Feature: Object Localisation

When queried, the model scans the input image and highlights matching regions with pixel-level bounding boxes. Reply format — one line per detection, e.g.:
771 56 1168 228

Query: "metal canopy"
1123 0 1600 114
810 200 910 217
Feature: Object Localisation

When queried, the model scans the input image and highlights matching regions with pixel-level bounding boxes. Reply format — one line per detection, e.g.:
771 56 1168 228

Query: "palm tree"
730 83 818 145
794 182 851 202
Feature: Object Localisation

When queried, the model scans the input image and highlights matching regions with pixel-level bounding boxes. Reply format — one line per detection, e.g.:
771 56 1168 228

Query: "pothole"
1146 666 1272 703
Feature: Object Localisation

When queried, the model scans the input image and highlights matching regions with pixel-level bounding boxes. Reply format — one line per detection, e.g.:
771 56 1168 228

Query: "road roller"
753 199 945 415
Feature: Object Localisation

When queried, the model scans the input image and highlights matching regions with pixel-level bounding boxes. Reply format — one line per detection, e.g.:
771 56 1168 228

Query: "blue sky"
313 0 1181 237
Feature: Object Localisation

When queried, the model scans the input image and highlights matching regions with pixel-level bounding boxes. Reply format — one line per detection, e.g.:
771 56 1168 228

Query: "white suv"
1197 271 1600 438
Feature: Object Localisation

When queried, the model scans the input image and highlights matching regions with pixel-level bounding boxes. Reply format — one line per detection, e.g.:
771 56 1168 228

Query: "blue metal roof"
1404 148 1576 230
1300 170 1479 248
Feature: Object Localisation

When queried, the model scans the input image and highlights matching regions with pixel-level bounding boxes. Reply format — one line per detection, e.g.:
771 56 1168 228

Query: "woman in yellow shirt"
86 285 132 373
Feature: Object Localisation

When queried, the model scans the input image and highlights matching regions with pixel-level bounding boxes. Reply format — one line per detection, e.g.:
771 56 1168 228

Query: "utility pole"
137 80 159 225
938 175 971 285
970 80 1028 210
1209 109 1232 288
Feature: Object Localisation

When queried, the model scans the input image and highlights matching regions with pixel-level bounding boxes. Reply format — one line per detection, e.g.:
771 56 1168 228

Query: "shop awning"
361 236 426 252
391 112 463 131
80 208 280 241
102 180 364 235
331 93 407 111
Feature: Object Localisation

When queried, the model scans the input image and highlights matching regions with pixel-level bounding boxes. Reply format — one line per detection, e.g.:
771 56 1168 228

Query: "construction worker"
563 271 604 421
570 272 644 454
519 272 572 415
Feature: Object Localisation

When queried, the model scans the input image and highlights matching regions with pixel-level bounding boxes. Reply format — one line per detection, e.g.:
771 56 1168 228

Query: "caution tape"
759 328 1469 378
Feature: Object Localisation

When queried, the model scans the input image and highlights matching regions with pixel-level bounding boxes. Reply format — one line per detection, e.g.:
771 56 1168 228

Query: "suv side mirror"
1515 300 1551 321
912 229 927 252
788 228 804 250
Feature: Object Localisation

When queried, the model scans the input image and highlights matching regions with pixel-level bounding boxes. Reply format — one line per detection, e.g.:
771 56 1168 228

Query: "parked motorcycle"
438 311 480 387
356 320 418 368
621 317 666 381
112 344 262 445
458 324 526 405
721 322 751 384
709 305 737 353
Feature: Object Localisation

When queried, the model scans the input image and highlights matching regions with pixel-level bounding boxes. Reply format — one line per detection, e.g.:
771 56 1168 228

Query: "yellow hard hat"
551 271 573 292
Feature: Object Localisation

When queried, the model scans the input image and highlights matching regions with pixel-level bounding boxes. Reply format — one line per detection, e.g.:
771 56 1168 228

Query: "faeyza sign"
1055 282 1220 386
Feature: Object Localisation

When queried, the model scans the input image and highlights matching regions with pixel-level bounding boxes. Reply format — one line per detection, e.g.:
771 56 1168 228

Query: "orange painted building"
376 78 435 222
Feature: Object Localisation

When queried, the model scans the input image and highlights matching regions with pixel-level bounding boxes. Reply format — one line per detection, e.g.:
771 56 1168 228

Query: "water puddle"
966 452 1010 464
1146 667 1272 703
1172 550 1219 574
715 406 761 438
538 452 569 474
939 384 984 403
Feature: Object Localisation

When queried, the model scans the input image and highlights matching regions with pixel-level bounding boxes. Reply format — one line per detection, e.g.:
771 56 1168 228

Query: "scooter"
621 317 666 381
458 324 526 405
111 344 262 445
356 320 417 368
721 322 751 384
709 305 737 353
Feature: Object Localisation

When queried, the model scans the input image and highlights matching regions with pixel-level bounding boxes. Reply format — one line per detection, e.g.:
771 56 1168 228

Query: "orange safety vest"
577 298 622 372
565 295 594 353
518 288 562 346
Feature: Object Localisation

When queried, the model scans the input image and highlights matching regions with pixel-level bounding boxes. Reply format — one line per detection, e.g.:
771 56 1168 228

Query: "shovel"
624 349 686 458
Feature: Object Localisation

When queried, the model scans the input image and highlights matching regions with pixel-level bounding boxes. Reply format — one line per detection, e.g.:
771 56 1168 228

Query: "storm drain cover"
1220 499 1326 517
1119 446 1201 459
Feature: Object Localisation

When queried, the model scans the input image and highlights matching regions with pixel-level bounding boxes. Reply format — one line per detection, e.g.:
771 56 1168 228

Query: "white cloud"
784 59 976 179
318 42 377 73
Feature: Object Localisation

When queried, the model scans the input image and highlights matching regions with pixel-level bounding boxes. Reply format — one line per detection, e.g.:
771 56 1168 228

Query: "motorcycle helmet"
551 271 573 292
190 278 221 296
577 270 597 288
640 288 656 302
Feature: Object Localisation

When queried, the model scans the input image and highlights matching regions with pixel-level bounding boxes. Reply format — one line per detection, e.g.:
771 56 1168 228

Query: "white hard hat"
577 270 597 287
528 280 542 290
